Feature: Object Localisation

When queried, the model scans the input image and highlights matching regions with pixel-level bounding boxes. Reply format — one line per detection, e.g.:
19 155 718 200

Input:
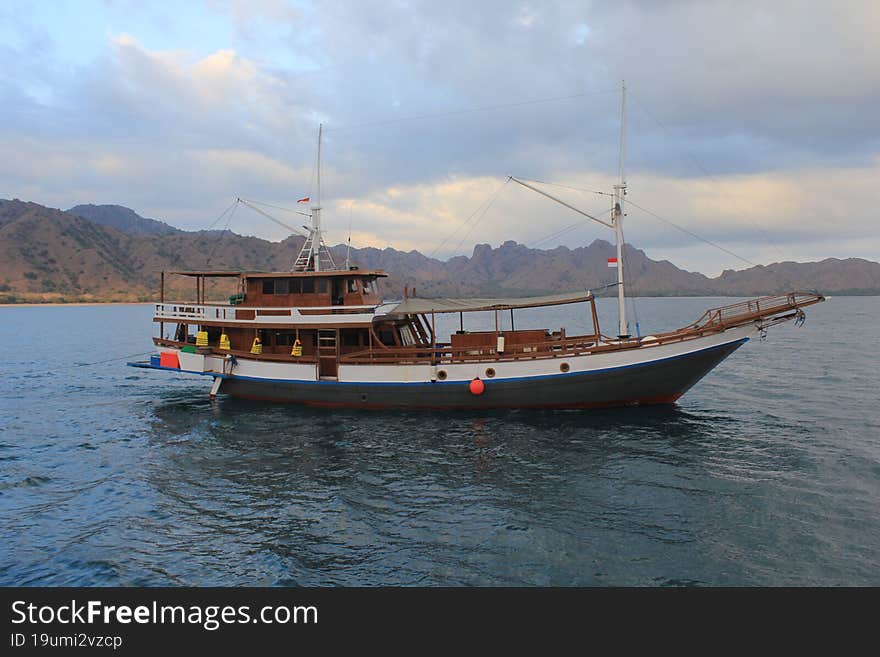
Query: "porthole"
437 370 448 380
560 362 570 373
485 367 496 378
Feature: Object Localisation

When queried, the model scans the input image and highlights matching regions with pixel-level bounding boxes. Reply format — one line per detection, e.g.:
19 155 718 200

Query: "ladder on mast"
293 232 337 272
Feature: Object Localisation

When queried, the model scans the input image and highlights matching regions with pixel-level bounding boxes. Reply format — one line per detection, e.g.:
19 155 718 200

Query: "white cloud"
315 159 880 275
1 1 879 276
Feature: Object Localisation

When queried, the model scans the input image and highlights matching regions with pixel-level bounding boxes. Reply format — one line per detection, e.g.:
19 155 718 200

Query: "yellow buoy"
250 337 262 355
196 330 209 347
291 339 302 357
219 333 231 350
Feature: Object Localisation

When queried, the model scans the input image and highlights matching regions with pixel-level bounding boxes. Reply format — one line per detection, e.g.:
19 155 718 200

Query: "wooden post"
589 296 600 340
459 312 463 333
510 308 515 331
494 309 499 334
160 271 165 340
431 311 436 365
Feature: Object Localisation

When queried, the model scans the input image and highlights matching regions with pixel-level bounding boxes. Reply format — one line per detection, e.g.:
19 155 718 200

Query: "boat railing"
340 292 824 365
154 302 378 323
340 333 639 365
153 338 320 362
685 292 824 331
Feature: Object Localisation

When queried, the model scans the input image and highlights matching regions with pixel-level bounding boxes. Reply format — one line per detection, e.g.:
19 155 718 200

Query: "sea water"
0 297 877 585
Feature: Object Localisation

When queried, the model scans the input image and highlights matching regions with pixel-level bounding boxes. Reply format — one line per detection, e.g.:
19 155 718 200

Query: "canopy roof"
166 269 387 278
386 291 593 315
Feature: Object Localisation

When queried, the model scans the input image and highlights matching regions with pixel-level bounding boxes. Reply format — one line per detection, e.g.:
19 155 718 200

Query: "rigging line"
527 208 614 249
628 91 789 262
581 279 621 298
66 351 155 373
202 197 239 232
326 89 619 132
449 179 511 256
88 351 155 366
426 177 510 259
237 197 308 237
239 198 311 218
205 200 239 266
510 176 613 228
515 177 613 197
576 280 622 303
625 197 760 268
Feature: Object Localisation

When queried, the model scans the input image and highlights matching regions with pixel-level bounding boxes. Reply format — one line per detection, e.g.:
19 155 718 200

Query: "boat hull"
216 337 748 409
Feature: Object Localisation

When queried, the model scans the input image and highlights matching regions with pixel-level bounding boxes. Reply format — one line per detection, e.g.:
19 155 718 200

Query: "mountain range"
67 204 181 236
1 199 878 303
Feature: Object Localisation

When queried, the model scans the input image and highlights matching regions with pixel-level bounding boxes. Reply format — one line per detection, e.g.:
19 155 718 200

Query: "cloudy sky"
1 0 877 274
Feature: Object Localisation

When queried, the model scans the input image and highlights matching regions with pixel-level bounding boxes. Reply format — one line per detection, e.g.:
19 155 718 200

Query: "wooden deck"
152 292 824 367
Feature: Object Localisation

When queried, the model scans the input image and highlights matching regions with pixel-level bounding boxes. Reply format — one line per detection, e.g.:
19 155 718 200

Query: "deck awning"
166 270 246 277
386 291 593 315
165 269 387 278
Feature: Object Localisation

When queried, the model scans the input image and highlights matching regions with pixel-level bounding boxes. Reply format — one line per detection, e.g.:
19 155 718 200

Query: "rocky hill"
67 204 181 236
0 198 878 303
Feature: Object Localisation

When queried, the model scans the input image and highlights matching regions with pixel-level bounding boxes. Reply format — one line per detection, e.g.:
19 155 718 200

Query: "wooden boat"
128 86 824 409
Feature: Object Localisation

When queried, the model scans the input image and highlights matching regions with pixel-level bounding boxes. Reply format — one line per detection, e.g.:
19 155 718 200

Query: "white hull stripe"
130 336 749 387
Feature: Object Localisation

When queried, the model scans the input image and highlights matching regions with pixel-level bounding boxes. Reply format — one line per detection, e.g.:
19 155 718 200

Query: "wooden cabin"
155 269 397 377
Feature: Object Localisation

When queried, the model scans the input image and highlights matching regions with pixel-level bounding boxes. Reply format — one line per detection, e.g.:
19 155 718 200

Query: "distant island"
1 198 878 303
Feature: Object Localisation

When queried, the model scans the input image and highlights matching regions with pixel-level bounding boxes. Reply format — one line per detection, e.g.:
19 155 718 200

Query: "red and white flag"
297 196 310 203
607 257 618 268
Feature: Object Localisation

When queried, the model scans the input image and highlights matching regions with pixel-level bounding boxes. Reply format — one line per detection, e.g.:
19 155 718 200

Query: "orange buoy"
469 377 485 396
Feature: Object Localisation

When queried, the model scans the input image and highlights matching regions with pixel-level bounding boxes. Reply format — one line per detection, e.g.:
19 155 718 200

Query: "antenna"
345 200 353 269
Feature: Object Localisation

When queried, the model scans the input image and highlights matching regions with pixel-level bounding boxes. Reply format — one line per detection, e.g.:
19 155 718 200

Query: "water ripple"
0 299 878 585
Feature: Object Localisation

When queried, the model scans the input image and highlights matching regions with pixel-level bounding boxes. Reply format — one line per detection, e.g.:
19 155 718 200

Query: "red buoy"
469 377 485 396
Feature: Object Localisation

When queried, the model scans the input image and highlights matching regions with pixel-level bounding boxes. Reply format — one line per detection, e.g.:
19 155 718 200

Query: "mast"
313 123 323 272
613 80 628 338
293 124 337 272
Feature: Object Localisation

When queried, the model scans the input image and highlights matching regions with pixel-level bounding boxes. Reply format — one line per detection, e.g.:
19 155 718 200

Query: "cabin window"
341 330 360 347
317 279 328 294
302 278 315 293
378 329 395 345
274 332 296 346
288 279 302 294
275 278 289 294
262 279 275 294
362 279 373 294
348 278 359 293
